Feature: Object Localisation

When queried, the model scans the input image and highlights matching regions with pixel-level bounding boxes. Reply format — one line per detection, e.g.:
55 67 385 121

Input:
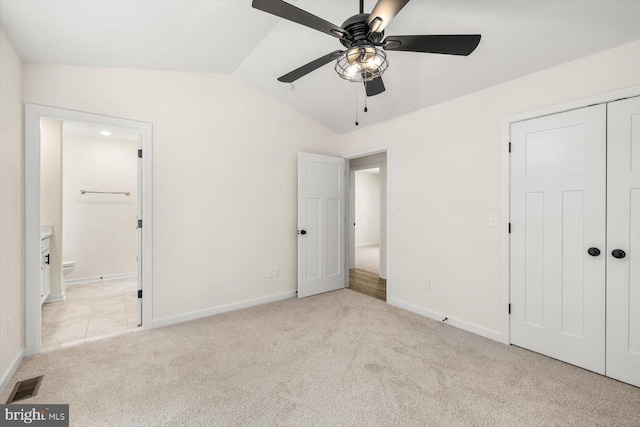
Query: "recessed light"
100 130 112 136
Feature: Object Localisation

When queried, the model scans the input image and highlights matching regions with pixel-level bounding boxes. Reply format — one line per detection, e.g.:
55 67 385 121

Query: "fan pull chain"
363 81 368 113
355 86 359 126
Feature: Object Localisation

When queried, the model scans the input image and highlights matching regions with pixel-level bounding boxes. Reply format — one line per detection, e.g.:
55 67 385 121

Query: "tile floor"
41 278 139 349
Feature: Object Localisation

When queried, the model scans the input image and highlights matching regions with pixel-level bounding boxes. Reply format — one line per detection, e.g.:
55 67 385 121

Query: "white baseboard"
45 293 66 303
65 272 137 286
0 348 25 395
388 298 503 342
153 290 297 329
355 242 379 248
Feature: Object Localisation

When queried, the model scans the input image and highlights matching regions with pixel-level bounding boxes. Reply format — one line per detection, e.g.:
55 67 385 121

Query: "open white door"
606 96 640 387
136 135 143 326
298 152 346 298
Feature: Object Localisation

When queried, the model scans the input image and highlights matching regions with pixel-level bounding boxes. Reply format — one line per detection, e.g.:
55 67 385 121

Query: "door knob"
587 247 600 257
612 249 626 259
300 230 307 235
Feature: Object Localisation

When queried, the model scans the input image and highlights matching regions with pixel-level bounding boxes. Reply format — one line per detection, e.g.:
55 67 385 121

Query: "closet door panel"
606 96 640 387
510 104 606 374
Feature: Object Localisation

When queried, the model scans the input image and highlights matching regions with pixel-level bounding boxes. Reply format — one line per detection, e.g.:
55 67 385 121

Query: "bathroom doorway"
25 105 153 355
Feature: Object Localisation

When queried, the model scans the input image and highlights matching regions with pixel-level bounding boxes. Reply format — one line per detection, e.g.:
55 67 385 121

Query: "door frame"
500 85 640 345
24 103 154 356
343 145 391 300
349 163 384 276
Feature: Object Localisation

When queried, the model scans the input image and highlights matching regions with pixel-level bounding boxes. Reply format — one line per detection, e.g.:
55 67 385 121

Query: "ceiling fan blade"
252 0 346 39
383 35 481 56
365 76 386 97
278 50 344 83
366 0 410 33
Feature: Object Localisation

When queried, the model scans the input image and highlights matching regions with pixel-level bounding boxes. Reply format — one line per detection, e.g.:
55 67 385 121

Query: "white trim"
0 349 25 395
389 298 503 342
44 293 66 303
343 144 388 159
348 167 355 271
153 291 296 329
500 85 640 345
65 272 137 286
25 103 154 356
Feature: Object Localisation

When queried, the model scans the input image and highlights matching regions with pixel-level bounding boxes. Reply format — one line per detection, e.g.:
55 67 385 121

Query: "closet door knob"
612 249 626 259
587 247 600 257
300 230 307 235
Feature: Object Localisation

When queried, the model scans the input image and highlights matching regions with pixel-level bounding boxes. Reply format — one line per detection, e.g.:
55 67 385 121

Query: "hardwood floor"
348 269 386 301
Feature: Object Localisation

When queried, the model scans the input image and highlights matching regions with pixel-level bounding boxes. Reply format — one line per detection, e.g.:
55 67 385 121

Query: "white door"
298 152 346 298
136 136 143 326
510 104 607 374
606 96 640 387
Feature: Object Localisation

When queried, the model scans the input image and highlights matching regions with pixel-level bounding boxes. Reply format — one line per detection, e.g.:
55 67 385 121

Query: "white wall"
339 40 640 338
23 65 340 322
0 29 24 389
62 133 137 282
355 171 380 247
40 118 63 298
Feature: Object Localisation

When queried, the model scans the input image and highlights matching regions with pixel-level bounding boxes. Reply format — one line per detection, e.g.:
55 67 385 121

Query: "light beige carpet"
2 289 639 426
355 244 379 275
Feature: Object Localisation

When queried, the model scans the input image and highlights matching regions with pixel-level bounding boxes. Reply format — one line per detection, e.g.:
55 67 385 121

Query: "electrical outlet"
426 279 432 290
7 315 13 335
273 267 280 278
267 268 274 278
397 211 407 222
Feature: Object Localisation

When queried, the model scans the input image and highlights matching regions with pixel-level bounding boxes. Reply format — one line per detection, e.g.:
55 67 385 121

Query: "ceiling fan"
252 0 481 97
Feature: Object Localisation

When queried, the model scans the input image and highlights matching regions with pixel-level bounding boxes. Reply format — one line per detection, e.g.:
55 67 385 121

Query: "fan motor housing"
340 13 384 48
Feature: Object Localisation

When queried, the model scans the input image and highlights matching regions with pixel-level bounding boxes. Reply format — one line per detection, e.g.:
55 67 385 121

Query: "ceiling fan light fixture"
335 45 388 83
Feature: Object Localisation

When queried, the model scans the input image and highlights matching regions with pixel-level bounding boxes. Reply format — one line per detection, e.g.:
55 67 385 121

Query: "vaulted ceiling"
2 1 640 133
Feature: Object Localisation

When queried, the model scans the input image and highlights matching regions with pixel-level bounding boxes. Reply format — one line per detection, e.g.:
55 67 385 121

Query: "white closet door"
510 104 607 374
606 96 640 387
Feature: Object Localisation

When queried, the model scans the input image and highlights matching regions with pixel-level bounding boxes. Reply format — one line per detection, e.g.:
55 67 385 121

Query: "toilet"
63 261 76 276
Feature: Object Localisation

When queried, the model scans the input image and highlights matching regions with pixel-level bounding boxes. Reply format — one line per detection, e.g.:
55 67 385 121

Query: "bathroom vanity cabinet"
40 236 51 304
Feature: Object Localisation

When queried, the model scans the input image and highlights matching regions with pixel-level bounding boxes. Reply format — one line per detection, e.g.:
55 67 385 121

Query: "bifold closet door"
510 104 607 374
606 96 640 387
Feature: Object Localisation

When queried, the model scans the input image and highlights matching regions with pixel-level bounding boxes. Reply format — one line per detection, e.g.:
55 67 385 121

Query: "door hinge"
138 290 142 299
508 303 511 314
138 219 143 228
508 142 511 153
138 149 143 158
508 223 511 233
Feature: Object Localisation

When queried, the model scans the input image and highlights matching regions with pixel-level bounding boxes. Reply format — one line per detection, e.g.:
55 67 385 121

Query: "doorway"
25 104 153 356
39 119 142 348
296 147 391 302
347 152 387 301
